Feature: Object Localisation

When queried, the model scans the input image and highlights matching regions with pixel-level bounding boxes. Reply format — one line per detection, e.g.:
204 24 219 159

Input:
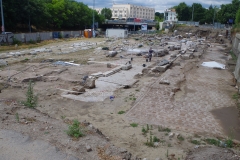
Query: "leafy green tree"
155 12 164 20
217 0 240 23
192 3 206 24
236 8 240 24
101 8 112 20
175 2 191 21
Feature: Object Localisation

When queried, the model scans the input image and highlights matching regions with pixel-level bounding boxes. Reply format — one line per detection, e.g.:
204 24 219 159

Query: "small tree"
101 8 112 20
235 8 240 24
24 80 37 108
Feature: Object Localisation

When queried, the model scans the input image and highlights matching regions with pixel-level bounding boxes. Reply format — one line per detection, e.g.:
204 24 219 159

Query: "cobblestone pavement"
126 45 236 136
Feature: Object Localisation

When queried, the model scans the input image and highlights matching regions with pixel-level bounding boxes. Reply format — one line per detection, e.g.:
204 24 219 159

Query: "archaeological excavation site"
1 26 240 160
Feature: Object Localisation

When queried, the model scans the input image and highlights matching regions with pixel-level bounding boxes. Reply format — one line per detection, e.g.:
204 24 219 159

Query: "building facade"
164 9 178 22
96 4 155 20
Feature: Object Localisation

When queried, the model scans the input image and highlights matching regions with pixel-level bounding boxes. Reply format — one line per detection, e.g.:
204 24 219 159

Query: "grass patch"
177 135 185 141
158 126 171 132
145 135 156 147
153 136 160 142
205 138 220 146
15 112 19 122
61 115 66 119
230 51 237 62
225 138 233 148
232 93 239 100
118 111 125 114
190 139 201 145
130 123 138 127
65 119 84 138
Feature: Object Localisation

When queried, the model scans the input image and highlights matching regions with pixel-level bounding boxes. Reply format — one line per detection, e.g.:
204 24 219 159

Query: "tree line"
173 0 240 24
1 0 240 32
2 0 106 32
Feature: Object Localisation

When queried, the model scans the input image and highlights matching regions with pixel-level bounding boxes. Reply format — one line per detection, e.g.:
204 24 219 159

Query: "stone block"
0 59 8 66
107 51 118 57
121 64 132 70
83 78 95 89
152 64 170 72
159 79 170 85
107 63 112 68
86 145 92 152
72 86 85 93
169 132 175 138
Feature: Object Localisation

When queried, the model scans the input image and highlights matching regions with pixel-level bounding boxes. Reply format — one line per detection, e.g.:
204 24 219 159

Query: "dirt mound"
186 146 240 160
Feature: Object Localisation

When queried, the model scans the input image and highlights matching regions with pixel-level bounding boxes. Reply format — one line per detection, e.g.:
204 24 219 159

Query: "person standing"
148 47 153 62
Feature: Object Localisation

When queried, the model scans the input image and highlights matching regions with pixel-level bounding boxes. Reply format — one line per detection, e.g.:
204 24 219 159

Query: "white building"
164 9 178 22
95 8 102 14
96 4 155 20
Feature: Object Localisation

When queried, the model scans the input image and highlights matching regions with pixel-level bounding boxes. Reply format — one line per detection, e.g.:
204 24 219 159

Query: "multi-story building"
95 8 102 14
164 8 178 22
96 4 155 20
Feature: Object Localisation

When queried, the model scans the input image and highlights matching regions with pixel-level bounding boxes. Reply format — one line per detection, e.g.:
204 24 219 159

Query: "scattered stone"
0 59 8 66
107 63 112 68
86 145 92 152
88 58 95 61
158 59 169 66
169 132 175 138
72 86 85 93
22 76 42 82
154 142 159 147
159 79 170 85
107 51 118 57
83 78 95 89
121 64 132 70
152 65 169 72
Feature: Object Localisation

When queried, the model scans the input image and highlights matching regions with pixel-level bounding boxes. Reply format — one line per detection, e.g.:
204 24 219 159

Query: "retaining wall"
233 34 240 82
12 30 84 43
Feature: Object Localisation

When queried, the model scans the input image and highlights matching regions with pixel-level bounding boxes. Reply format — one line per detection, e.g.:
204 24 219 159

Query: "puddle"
211 107 240 141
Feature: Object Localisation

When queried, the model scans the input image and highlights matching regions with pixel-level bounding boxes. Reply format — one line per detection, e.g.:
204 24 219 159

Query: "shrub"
153 136 160 142
12 37 22 45
130 123 138 127
23 81 37 108
28 39 36 44
118 111 125 114
66 119 84 138
225 138 233 148
190 139 201 145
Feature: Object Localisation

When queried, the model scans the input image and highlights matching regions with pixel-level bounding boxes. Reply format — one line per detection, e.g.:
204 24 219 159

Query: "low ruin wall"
233 34 240 82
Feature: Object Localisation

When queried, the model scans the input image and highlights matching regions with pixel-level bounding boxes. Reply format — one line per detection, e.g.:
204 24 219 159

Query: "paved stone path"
126 47 236 136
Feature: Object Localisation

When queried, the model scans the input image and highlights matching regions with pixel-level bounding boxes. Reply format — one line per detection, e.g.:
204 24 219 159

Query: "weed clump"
66 119 84 138
118 111 125 114
130 123 138 127
23 81 37 108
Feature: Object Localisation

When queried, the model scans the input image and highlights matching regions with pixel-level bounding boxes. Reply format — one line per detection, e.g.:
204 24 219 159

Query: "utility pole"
192 4 194 22
28 0 31 33
92 0 95 37
134 11 135 31
0 0 5 33
213 6 216 27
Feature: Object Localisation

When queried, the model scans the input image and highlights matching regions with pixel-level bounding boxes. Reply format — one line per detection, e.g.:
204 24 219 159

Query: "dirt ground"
0 27 240 160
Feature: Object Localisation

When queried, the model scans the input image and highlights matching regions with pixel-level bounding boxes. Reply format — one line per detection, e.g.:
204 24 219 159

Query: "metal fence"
9 30 84 43
175 21 225 29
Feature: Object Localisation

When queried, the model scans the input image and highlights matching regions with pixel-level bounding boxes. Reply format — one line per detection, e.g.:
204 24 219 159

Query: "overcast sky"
76 0 232 12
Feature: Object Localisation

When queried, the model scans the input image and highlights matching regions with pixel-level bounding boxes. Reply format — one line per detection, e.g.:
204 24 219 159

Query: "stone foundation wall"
233 34 240 82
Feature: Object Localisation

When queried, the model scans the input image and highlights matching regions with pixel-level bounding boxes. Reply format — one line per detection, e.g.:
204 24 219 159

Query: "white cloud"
76 0 232 12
